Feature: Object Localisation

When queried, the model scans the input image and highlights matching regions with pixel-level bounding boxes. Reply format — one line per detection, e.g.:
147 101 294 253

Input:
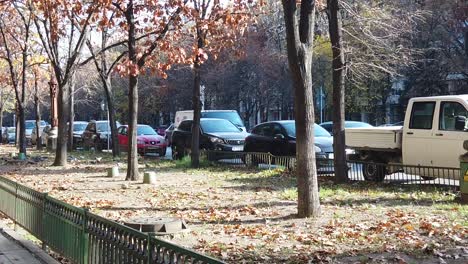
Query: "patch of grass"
174 155 214 169
280 188 297 200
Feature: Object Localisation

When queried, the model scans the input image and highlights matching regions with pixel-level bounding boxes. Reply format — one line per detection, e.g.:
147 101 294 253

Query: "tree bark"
34 75 42 150
104 77 120 157
35 98 42 150
0 107 2 144
126 0 139 181
328 0 347 183
68 74 75 151
101 31 120 158
191 33 203 168
53 82 70 166
17 105 26 154
282 0 320 217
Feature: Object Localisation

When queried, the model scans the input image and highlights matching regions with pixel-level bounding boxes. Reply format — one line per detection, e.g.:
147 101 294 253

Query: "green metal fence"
0 176 224 264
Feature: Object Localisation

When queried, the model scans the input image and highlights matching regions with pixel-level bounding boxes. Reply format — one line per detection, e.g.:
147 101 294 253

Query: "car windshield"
346 122 372 128
201 112 244 127
201 119 241 133
137 126 157 135
283 122 331 138
25 122 35 129
315 124 331 137
96 121 120 132
73 123 87 132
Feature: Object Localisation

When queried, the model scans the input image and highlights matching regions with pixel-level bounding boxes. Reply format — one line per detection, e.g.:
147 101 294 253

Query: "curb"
0 224 60 264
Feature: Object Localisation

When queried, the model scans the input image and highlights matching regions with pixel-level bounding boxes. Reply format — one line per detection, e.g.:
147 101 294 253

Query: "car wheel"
172 144 184 160
243 153 259 168
362 160 386 182
95 140 103 152
83 141 90 151
159 148 167 157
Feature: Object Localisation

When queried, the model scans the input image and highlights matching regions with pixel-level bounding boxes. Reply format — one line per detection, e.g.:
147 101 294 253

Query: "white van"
174 110 246 132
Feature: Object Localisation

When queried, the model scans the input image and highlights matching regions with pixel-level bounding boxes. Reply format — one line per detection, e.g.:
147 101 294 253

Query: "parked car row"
168 109 375 164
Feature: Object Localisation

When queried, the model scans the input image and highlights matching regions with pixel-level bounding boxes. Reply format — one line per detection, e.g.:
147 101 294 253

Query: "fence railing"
203 150 461 188
0 176 224 264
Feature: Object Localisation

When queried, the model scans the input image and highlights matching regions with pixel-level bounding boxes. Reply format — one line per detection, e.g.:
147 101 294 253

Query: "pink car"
118 125 167 156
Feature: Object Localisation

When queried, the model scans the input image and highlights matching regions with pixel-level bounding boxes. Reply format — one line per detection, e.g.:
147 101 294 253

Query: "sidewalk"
0 226 58 264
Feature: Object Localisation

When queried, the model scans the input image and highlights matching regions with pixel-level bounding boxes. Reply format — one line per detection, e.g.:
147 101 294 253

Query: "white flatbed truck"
346 95 468 181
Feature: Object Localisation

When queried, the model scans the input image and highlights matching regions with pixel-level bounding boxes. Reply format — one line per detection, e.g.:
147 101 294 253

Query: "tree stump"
108 167 119 177
143 171 157 184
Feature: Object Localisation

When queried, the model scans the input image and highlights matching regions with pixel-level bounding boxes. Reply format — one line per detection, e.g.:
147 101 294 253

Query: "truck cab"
402 95 468 170
346 95 468 181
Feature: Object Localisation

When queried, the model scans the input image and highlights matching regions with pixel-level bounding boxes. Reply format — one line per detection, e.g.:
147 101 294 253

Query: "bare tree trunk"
68 74 75 151
126 0 139 181
17 105 26 154
104 77 120 157
328 0 347 183
282 0 320 217
0 106 3 144
101 31 120 158
15 104 18 147
191 25 205 168
191 55 202 168
35 101 42 150
34 80 42 151
53 83 70 166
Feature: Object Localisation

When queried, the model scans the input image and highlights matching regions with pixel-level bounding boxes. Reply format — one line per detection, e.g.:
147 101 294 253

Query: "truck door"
431 101 468 171
402 101 436 167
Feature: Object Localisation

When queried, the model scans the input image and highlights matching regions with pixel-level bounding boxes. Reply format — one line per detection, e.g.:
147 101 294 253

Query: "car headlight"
137 139 145 145
314 145 322 153
345 148 355 155
209 137 224 144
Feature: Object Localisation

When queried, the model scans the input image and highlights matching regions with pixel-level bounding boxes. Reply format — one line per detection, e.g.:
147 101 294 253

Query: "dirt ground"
0 145 467 263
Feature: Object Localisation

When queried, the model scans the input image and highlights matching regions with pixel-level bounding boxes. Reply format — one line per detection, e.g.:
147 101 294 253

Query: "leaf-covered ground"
0 145 467 263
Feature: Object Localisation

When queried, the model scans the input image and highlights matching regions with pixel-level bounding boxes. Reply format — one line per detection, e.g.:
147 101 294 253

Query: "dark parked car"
164 124 174 146
72 121 88 148
156 125 169 136
118 124 167 156
319 121 373 135
244 120 333 161
82 120 121 151
171 118 249 160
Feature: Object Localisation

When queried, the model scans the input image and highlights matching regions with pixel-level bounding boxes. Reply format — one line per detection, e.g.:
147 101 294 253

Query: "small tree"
184 0 255 167
110 0 187 180
281 0 321 217
0 1 34 156
32 0 103 165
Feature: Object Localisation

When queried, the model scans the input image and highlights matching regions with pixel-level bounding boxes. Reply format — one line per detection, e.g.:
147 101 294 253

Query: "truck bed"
345 126 403 150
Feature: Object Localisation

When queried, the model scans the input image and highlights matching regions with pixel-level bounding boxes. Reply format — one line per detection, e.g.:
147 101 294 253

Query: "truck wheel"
172 145 184 160
243 153 259 168
362 161 386 182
